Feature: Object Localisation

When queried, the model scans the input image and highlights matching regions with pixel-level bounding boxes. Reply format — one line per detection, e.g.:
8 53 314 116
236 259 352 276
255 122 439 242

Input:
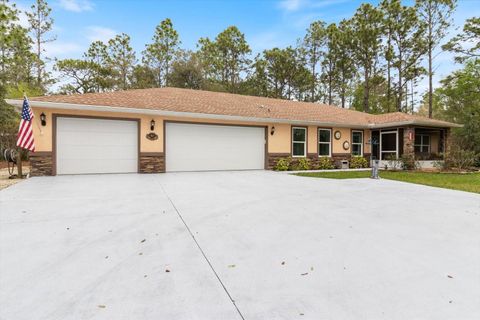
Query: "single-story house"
7 88 460 176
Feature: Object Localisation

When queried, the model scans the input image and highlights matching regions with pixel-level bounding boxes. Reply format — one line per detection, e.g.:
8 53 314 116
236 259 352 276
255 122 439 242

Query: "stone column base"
139 153 165 173
29 152 53 176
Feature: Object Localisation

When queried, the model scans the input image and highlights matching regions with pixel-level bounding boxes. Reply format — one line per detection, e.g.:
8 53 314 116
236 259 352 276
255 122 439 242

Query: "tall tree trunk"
311 47 316 101
428 9 433 118
398 72 403 112
386 34 391 113
328 76 332 105
411 80 415 113
36 3 41 87
397 49 403 112
363 68 369 113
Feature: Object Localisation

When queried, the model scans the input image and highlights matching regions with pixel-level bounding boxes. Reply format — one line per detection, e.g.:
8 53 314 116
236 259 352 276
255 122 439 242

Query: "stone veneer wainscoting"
29 152 53 176
139 153 165 173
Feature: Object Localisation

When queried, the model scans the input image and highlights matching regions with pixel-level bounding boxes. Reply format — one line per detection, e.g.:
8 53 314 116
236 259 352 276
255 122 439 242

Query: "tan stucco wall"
332 127 351 154
31 107 163 152
364 130 371 154
31 107 370 157
430 132 440 154
307 126 317 155
266 123 290 153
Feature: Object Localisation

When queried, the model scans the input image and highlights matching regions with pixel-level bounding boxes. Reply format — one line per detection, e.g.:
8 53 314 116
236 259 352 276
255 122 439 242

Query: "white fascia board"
368 120 462 129
6 99 370 129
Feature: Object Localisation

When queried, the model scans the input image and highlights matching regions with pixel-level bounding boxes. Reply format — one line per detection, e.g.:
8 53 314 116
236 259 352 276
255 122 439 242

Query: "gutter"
368 120 462 128
5 99 462 129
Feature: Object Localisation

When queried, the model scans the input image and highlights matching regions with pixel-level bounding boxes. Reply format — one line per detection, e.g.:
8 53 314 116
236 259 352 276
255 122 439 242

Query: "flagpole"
17 93 27 178
17 147 23 178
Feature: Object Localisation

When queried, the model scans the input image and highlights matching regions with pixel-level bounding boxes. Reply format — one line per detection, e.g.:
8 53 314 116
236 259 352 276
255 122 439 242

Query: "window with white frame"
292 127 306 157
352 131 363 156
318 128 331 157
414 134 430 153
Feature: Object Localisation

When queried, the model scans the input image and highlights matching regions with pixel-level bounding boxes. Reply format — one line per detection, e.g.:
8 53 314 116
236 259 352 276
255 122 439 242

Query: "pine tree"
384 0 427 112
143 18 180 87
351 3 383 112
416 0 456 118
26 0 55 90
107 33 136 90
442 17 480 63
198 26 251 93
303 20 327 101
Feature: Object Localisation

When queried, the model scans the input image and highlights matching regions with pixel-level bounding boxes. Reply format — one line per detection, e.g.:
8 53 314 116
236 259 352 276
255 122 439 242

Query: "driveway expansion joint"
159 184 245 320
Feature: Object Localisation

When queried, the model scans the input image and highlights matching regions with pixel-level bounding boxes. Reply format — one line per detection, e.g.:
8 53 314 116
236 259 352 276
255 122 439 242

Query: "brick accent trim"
29 152 53 176
139 152 165 173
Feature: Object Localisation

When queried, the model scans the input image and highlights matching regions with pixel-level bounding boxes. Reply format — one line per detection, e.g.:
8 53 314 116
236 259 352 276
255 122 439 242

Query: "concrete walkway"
1 171 479 320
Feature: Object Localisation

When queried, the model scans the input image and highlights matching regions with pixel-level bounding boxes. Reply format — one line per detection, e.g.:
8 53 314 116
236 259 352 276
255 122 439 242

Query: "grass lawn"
295 170 480 194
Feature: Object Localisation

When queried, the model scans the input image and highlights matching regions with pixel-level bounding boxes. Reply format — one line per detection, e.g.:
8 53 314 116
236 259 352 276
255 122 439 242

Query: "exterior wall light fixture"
40 113 47 126
270 126 275 136
150 119 155 131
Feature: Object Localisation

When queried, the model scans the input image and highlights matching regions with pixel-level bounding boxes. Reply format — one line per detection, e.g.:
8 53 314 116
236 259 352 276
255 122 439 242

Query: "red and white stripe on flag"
16 97 35 152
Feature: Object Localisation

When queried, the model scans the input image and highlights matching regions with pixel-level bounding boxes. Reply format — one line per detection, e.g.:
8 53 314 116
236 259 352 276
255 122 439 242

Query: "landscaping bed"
0 162 30 190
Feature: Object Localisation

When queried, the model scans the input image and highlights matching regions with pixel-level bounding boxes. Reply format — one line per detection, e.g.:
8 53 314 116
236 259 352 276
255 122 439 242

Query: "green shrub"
273 157 291 171
442 147 478 170
385 154 401 170
350 156 368 169
317 157 335 169
400 154 418 170
291 157 310 171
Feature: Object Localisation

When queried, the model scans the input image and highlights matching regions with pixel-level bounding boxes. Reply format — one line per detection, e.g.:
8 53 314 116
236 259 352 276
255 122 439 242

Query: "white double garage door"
56 117 266 174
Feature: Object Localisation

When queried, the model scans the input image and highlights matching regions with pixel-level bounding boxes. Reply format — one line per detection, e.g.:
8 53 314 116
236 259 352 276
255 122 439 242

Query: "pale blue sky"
12 0 480 96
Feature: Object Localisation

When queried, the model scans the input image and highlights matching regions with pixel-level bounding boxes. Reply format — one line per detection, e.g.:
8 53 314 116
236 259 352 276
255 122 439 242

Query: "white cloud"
44 41 83 57
278 0 304 12
249 31 290 53
58 0 94 12
278 0 348 12
85 26 117 43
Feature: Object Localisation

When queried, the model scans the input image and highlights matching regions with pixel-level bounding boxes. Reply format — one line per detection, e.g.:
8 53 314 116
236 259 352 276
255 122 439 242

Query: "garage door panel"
58 159 138 174
59 131 136 144
56 117 138 175
58 145 137 160
166 123 265 172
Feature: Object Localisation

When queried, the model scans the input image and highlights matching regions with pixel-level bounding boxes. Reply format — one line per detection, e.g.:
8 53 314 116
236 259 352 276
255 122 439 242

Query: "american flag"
16 97 35 152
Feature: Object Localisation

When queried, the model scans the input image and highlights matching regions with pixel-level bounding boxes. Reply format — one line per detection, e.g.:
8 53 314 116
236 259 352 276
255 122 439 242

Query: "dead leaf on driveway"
141 239 146 243
447 275 453 278
228 264 236 268
165 269 170 273
281 261 285 265
97 305 106 309
301 273 308 276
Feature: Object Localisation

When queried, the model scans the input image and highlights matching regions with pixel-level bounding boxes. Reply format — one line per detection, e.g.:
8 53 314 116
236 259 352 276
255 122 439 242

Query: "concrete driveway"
1 171 479 320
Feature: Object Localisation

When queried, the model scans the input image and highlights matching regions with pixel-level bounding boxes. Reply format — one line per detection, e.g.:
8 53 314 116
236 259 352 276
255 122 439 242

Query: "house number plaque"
146 132 158 141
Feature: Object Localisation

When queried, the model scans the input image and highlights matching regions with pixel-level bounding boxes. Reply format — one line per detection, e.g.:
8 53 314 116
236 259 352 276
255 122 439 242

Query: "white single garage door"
56 117 138 175
166 122 265 172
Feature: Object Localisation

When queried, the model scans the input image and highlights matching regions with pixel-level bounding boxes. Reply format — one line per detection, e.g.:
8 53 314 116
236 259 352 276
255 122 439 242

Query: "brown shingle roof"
26 87 460 128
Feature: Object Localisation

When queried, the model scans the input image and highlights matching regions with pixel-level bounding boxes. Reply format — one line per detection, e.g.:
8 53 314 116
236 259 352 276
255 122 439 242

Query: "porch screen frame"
380 129 399 160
